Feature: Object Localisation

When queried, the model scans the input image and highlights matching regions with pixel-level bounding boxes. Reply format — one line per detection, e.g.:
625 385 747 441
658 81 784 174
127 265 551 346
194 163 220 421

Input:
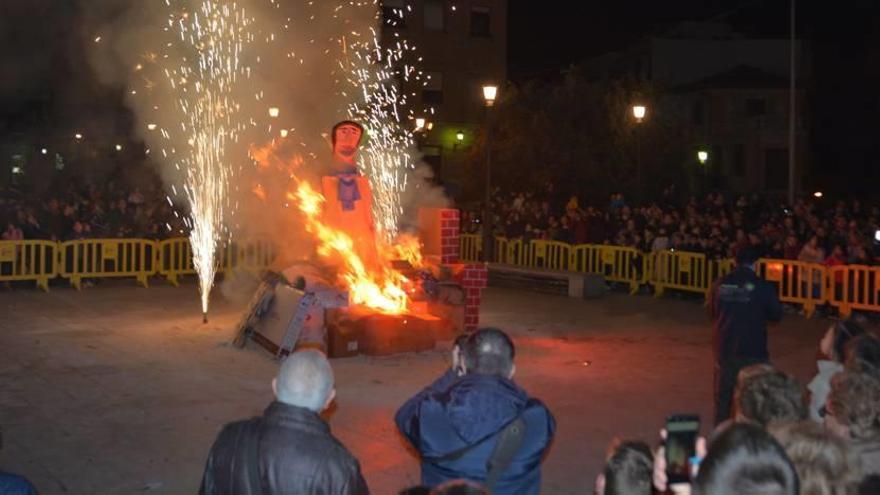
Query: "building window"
424 0 445 31
733 143 745 177
382 0 406 29
422 71 443 104
745 98 766 118
470 6 491 37
692 100 704 126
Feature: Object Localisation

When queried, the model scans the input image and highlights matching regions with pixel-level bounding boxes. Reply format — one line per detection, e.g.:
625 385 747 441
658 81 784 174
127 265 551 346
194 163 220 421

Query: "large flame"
288 181 413 314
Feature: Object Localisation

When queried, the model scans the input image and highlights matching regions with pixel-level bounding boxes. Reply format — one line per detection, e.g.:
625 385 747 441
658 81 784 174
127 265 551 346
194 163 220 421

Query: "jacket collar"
263 401 330 434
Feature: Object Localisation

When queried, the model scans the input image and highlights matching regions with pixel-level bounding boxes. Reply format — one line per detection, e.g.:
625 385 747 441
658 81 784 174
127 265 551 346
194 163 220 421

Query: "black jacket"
200 401 368 495
709 266 783 362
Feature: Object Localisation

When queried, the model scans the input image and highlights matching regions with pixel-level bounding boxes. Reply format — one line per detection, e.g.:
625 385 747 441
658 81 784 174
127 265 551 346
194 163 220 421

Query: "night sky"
2 1 880 193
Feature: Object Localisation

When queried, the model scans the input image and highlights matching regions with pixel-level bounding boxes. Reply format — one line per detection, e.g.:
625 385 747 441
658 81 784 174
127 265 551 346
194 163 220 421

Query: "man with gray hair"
200 350 368 494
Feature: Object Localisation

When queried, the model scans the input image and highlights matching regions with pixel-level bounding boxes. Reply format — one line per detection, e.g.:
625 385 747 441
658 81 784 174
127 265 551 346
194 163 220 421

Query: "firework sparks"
161 0 254 318
340 18 424 243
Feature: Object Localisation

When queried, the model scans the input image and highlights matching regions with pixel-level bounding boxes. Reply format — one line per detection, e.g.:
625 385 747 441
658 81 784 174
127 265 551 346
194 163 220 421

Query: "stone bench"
488 263 606 299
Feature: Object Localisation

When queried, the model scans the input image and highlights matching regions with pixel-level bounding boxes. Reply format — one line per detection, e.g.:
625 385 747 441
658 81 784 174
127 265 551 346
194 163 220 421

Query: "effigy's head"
332 120 364 164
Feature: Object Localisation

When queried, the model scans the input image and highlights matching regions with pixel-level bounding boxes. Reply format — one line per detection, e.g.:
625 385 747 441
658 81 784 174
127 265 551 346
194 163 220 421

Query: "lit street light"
415 117 426 130
482 85 498 107
41 148 48 155
115 144 123 151
813 191 823 198
280 129 288 138
482 84 499 261
74 133 83 140
456 130 464 142
631 104 647 198
697 150 709 164
147 123 157 131
632 104 646 122
268 107 279 118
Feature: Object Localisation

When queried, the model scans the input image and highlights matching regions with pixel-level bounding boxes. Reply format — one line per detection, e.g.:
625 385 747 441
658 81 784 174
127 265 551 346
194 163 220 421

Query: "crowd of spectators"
0 181 184 243
462 186 880 264
194 324 880 495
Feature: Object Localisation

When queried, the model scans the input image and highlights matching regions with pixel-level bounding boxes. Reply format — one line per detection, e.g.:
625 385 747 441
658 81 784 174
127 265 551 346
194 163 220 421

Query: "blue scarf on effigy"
334 166 361 211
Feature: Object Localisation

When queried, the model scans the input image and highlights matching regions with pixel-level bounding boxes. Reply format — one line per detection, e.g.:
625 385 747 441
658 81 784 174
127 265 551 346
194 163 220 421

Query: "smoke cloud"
84 0 448 301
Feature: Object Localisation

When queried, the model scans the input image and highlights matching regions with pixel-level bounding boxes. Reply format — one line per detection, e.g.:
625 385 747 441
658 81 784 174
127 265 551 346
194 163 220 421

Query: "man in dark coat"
709 247 783 425
395 328 556 494
200 350 368 495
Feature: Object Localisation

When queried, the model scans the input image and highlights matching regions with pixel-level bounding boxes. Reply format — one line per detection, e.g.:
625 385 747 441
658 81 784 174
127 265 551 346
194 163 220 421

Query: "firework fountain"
103 0 441 322
161 1 254 322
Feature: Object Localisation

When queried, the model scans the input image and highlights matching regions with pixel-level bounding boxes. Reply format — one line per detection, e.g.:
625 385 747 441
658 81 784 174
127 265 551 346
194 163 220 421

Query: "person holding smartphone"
708 247 783 425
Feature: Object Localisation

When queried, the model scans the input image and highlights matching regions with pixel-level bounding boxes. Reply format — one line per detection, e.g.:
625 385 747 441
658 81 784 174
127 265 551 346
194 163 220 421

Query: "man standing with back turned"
395 328 556 494
709 247 783 425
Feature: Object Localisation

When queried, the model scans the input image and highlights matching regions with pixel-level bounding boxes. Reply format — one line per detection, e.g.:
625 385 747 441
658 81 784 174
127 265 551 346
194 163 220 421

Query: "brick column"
440 209 461 264
460 263 488 332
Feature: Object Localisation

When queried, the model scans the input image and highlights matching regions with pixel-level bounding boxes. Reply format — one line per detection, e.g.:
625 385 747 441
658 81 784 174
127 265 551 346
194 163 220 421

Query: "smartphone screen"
666 415 700 484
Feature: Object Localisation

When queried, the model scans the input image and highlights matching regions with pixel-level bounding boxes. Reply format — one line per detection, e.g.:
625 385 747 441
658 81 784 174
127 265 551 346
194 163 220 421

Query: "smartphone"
666 414 700 484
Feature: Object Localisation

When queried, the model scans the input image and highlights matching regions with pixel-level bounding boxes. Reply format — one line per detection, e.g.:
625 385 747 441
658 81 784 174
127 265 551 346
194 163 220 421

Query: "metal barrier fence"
1 235 877 316
59 239 157 289
0 238 276 290
0 240 59 291
827 264 880 318
461 235 879 315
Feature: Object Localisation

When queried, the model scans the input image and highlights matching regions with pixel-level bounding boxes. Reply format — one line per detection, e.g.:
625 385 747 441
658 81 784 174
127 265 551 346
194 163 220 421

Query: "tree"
463 68 689 204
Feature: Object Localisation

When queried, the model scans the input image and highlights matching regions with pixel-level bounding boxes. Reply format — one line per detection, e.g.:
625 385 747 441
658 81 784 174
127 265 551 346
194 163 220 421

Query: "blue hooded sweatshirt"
395 370 556 494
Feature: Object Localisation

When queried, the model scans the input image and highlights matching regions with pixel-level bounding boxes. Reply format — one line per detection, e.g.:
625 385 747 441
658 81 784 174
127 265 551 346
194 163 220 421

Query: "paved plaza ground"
1 281 830 494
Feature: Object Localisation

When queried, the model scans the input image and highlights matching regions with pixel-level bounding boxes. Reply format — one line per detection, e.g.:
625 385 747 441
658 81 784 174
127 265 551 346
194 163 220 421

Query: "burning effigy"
234 120 486 358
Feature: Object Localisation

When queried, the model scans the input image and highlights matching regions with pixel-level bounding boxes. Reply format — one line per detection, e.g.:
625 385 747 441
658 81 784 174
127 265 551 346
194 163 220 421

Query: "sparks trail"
156 0 254 316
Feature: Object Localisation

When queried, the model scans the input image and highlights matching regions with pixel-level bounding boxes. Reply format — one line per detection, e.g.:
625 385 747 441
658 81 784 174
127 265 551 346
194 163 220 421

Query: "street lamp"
632 104 646 122
697 150 709 164
456 130 465 142
631 104 647 198
481 84 499 262
813 191 823 198
697 150 710 192
415 117 426 130
482 85 498 107
268 107 279 118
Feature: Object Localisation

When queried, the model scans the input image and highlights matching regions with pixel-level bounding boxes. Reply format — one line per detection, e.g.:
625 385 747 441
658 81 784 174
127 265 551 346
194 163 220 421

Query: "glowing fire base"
326 306 450 358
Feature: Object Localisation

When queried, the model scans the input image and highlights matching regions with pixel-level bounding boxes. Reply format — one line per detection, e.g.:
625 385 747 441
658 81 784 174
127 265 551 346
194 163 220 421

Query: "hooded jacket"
395 370 556 494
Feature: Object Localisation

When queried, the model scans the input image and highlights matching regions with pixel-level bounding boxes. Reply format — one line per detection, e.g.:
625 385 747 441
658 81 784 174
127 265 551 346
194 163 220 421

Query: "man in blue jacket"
709 247 783 425
395 328 556 494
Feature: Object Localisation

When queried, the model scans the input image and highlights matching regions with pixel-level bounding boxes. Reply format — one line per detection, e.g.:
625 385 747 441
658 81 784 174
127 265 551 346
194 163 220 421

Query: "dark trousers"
714 357 767 426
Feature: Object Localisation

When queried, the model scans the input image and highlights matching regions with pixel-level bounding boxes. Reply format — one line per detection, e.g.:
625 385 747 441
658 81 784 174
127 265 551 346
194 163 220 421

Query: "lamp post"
697 150 710 193
482 84 498 262
632 105 646 198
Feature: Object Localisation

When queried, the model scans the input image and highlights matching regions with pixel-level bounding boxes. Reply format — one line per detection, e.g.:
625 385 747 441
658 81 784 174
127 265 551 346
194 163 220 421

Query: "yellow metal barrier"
221 238 277 275
460 234 481 262
572 245 644 294
651 250 714 297
756 259 826 317
2 234 877 317
0 240 59 291
157 237 195 286
59 238 157 289
827 264 880 318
